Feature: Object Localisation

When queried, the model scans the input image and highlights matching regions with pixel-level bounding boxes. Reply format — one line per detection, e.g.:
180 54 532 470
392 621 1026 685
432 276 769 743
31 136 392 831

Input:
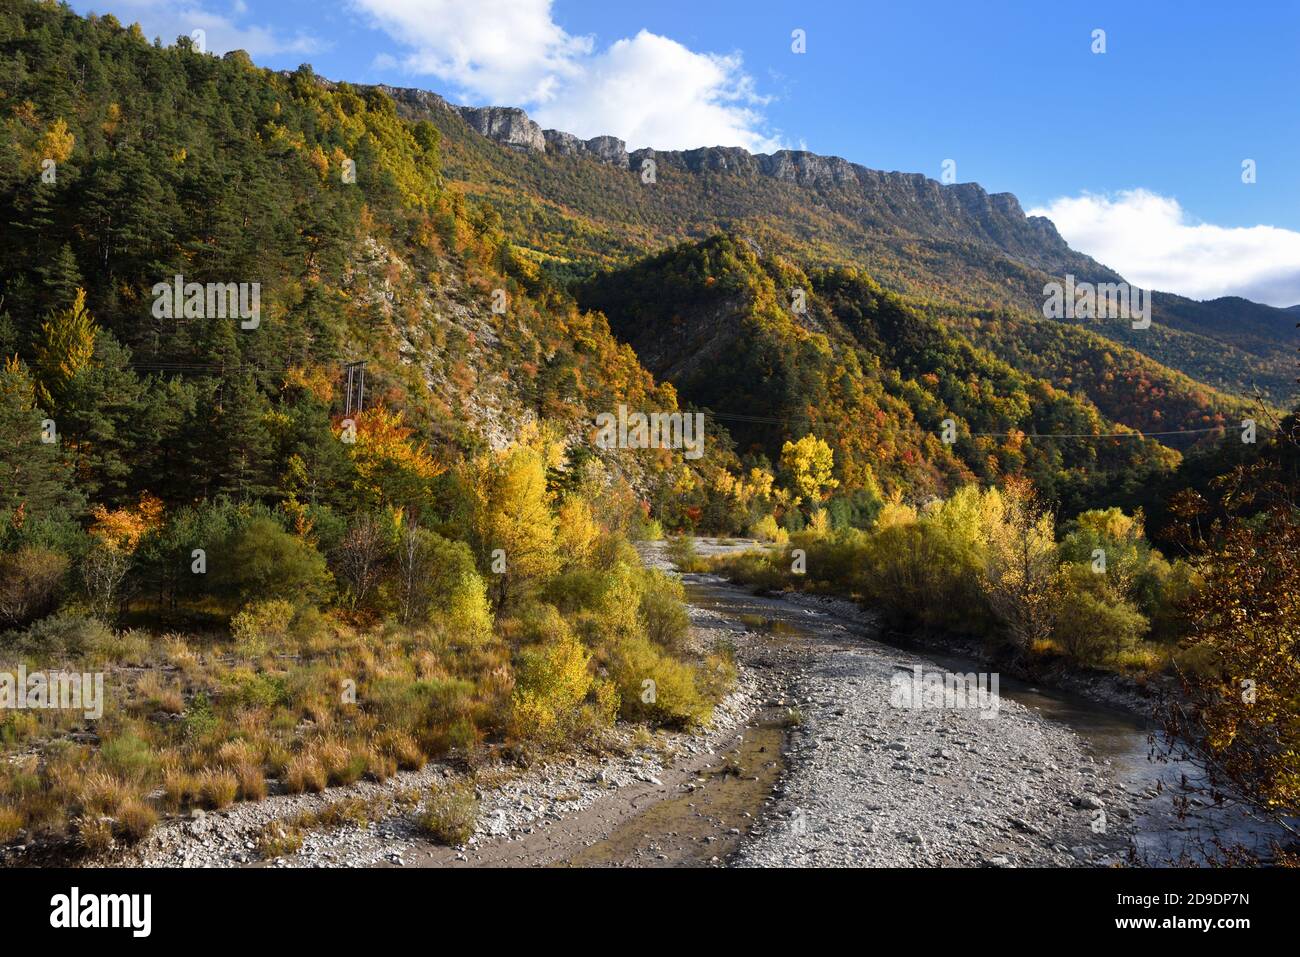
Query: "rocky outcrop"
456 106 546 153
542 130 630 167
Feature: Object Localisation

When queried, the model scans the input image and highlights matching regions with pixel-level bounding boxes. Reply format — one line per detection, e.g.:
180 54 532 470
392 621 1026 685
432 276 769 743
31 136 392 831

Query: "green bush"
212 517 333 609
100 733 159 785
665 535 706 573
638 569 689 654
751 514 789 544
1051 565 1149 665
19 612 112 658
605 633 712 729
229 599 295 657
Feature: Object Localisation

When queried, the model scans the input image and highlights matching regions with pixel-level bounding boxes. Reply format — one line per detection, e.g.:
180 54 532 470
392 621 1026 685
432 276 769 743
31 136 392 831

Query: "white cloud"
351 0 589 105
353 0 780 152
1030 189 1300 307
81 0 322 57
532 31 781 153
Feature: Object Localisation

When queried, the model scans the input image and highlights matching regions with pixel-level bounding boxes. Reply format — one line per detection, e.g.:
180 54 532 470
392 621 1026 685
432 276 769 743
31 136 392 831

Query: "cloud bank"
1030 189 1300 307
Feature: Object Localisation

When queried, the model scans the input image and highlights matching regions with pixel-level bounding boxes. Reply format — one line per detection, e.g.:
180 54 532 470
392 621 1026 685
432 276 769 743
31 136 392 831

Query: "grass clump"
417 782 479 845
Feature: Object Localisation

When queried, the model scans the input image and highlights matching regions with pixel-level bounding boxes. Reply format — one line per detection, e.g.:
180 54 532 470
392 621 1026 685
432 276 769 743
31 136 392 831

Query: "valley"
88 539 1277 869
0 0 1295 878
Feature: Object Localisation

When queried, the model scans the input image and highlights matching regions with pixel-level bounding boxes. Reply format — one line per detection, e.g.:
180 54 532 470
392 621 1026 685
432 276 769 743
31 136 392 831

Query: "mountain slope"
379 85 1296 407
577 234 1187 510
0 3 712 524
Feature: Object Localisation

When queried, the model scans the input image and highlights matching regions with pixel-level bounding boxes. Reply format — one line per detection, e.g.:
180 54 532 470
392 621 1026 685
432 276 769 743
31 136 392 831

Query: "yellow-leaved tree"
780 434 838 507
457 428 559 610
33 287 96 411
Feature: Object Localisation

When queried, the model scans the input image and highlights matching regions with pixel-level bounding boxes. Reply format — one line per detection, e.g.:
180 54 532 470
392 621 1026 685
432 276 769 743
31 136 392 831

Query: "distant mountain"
378 85 1296 407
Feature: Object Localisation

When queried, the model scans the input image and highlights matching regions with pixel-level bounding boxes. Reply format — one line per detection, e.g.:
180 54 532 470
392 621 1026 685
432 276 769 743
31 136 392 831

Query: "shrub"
540 569 608 613
0 546 68 626
285 754 326 794
256 821 304 858
100 734 159 786
1051 565 1148 665
510 618 592 744
751 514 788 544
116 799 157 843
20 612 112 658
379 730 424 771
0 805 23 842
365 748 397 782
229 599 295 657
75 814 114 854
213 517 333 609
665 535 706 572
417 782 478 845
162 767 200 812
235 763 267 801
638 570 689 654
394 525 494 638
605 633 712 729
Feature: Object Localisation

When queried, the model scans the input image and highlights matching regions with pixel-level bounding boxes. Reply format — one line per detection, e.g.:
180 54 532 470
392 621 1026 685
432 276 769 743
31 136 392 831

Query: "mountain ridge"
374 83 1108 282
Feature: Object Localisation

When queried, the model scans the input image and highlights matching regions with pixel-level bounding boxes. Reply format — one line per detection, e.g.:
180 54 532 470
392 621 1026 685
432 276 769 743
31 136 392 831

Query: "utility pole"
343 360 367 416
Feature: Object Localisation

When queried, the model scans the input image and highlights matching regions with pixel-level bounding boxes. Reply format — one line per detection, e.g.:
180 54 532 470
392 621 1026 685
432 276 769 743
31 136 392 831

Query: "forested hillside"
381 85 1297 408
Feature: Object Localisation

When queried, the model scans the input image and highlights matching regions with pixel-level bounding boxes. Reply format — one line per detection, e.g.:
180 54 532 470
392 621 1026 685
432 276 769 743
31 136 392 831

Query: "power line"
697 410 1259 441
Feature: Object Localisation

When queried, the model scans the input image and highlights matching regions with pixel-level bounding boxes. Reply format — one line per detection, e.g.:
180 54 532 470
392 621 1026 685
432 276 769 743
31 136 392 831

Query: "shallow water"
684 574 1286 865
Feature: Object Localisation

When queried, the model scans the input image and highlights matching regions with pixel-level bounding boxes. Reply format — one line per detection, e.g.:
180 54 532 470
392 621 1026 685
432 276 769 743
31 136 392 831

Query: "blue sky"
72 0 1300 304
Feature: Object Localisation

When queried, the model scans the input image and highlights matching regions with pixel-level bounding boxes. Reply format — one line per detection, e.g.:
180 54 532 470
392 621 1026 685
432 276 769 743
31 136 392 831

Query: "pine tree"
39 242 83 310
0 356 83 524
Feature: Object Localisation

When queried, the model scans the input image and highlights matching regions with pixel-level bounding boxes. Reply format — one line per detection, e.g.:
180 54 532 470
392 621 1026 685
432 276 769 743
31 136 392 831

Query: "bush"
19 612 112 658
510 617 593 744
197 769 239 809
417 782 478 845
229 599 296 657
1051 565 1148 665
100 734 159 786
116 798 157 843
212 517 333 609
0 546 69 626
0 805 24 842
713 548 788 591
540 569 608 613
665 535 705 572
285 754 326 794
605 633 712 729
638 570 689 654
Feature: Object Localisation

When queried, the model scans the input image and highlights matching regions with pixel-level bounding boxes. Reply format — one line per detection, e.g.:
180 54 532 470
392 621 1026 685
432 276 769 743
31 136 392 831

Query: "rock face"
542 130 630 168
456 106 546 153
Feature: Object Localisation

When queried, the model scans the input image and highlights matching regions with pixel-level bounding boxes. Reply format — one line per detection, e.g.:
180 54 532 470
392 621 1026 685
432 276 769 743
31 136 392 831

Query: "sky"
70 0 1300 306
